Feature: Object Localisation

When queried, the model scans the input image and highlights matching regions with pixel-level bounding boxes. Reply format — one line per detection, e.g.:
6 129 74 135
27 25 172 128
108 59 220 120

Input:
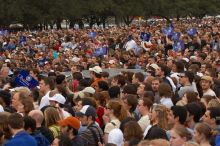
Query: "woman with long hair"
44 107 61 139
104 100 128 142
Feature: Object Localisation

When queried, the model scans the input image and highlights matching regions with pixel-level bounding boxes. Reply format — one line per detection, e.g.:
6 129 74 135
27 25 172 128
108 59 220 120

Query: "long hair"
107 100 128 122
153 104 169 130
44 107 61 128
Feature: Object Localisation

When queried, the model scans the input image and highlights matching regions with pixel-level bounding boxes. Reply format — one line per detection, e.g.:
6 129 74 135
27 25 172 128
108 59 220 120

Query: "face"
137 84 145 96
49 100 57 107
167 110 175 125
137 100 145 115
155 67 162 77
39 80 47 93
132 75 138 84
61 126 69 136
79 115 88 126
170 129 186 146
111 78 118 87
201 110 214 125
179 75 187 86
151 80 160 92
193 129 202 144
51 138 59 146
200 80 211 90
75 101 83 112
12 92 21 109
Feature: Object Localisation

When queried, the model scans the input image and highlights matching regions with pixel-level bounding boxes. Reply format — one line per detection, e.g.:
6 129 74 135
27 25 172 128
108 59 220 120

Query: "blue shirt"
5 131 37 146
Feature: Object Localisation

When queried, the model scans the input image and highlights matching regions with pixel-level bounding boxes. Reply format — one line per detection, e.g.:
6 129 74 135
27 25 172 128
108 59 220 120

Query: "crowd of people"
0 18 219 146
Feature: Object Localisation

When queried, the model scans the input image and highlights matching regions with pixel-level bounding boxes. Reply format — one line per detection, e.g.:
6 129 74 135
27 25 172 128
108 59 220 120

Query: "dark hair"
108 86 120 99
174 61 184 73
56 74 65 85
185 91 198 103
185 102 202 123
8 113 24 129
81 97 97 108
24 116 36 132
125 94 138 113
123 84 137 95
158 63 170 76
134 72 144 82
72 72 83 81
0 90 11 106
41 77 55 90
120 117 136 132
93 92 106 107
158 83 172 97
142 98 153 110
102 72 109 78
171 106 187 125
67 125 78 136
112 75 126 87
143 91 155 102
207 107 220 125
98 81 109 91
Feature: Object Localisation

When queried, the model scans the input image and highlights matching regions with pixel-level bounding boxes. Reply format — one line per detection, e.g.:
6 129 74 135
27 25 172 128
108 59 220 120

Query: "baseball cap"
82 87 95 94
58 117 80 130
149 64 159 70
201 75 213 83
76 105 97 117
49 94 66 104
89 66 102 74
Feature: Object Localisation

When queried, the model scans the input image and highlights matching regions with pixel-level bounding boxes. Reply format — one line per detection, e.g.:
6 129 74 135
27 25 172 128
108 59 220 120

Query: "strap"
89 125 103 144
88 127 99 146
111 122 116 127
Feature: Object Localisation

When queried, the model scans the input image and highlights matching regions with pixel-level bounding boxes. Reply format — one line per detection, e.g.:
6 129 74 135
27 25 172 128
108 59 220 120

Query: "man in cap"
78 105 103 146
200 75 216 97
58 116 85 146
89 66 103 88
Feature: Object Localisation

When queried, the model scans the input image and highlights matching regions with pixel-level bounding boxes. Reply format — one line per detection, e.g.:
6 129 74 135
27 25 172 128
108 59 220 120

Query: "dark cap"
76 105 96 118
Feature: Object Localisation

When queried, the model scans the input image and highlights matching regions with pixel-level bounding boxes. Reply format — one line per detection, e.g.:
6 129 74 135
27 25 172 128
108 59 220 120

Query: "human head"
8 113 24 131
77 105 97 126
44 107 61 128
106 100 128 122
28 110 44 127
202 107 220 127
58 117 80 137
194 123 212 144
123 121 143 142
170 125 192 146
39 77 55 94
169 106 187 125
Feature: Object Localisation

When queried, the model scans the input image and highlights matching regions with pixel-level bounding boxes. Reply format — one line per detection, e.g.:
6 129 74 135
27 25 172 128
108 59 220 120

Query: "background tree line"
0 0 220 30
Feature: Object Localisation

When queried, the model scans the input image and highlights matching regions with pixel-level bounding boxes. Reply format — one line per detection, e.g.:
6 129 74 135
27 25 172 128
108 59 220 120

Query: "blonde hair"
150 139 170 146
183 141 200 146
44 107 61 127
172 125 192 141
153 104 169 130
207 99 220 108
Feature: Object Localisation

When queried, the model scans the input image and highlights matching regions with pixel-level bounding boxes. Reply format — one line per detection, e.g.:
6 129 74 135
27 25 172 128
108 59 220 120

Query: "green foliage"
0 0 219 28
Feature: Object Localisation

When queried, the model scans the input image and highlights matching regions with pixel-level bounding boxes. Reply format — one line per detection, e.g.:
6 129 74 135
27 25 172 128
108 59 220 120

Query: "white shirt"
160 97 174 108
203 89 216 97
39 91 50 110
138 115 150 132
125 40 137 51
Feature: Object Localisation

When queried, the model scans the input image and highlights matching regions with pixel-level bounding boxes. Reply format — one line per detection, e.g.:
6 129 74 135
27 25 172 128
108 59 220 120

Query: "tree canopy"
0 0 219 29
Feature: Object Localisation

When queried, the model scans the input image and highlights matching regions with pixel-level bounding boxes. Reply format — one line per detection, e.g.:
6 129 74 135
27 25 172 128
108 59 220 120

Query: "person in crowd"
5 113 37 146
170 125 192 146
144 104 168 140
78 105 104 146
104 100 127 142
137 98 152 132
58 116 85 146
39 77 55 109
28 110 54 143
44 107 61 139
193 123 212 146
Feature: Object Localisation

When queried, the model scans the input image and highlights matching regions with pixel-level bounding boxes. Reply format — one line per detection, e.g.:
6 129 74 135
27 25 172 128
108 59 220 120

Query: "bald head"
28 110 44 127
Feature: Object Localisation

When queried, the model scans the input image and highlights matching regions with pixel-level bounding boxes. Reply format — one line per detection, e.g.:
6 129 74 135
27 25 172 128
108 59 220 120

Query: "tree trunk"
56 19 62 29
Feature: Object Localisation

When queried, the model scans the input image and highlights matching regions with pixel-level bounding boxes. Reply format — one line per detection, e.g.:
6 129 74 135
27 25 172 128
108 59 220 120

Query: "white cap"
49 94 66 104
182 58 189 63
150 63 159 70
5 59 10 63
82 87 95 94
89 66 102 74
108 129 124 146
